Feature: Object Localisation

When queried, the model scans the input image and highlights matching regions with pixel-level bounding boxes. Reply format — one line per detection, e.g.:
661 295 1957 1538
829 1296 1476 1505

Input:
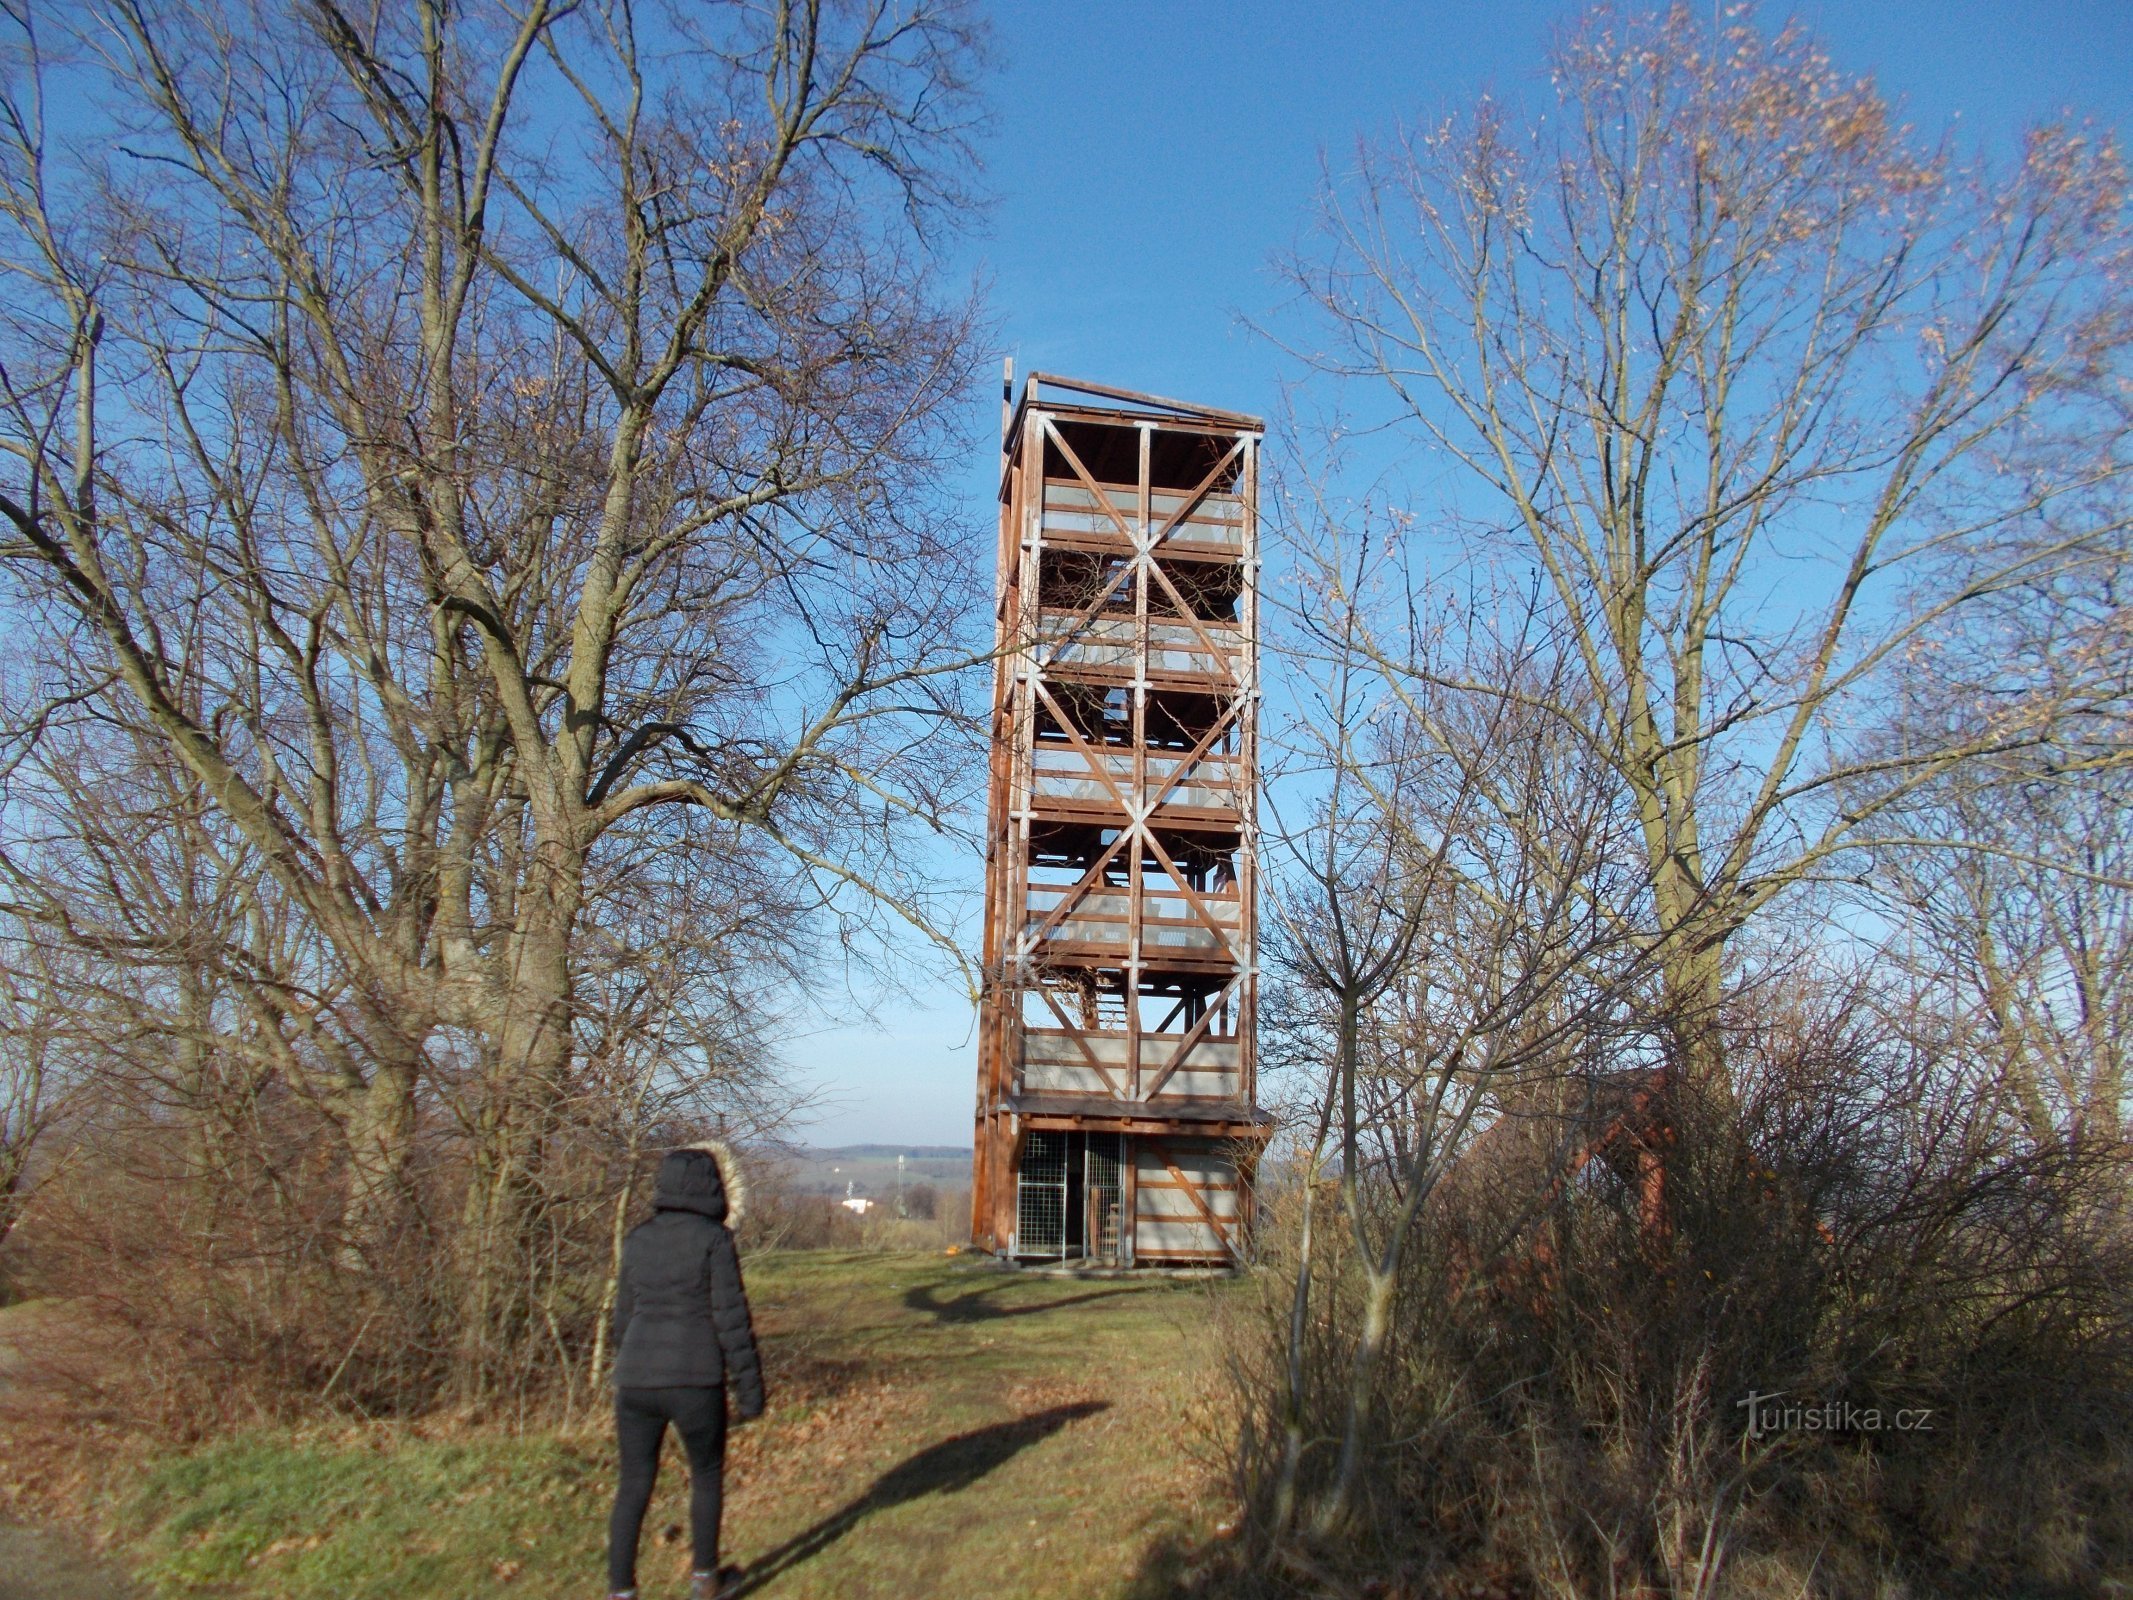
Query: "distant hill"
810 1144 971 1160
768 1144 972 1198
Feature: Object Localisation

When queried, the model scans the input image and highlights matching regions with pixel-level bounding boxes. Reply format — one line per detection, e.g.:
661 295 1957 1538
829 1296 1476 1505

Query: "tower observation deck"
972 369 1270 1266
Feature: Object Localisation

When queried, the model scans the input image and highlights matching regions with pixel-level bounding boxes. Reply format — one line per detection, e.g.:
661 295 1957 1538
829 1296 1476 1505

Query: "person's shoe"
688 1568 743 1599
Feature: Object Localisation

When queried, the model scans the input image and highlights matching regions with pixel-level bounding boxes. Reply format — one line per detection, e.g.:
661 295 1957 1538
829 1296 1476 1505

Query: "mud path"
0 1522 131 1600
0 1303 130 1600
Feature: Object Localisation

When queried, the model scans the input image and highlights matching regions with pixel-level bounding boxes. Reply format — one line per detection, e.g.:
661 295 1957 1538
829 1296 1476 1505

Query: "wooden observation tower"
972 369 1269 1266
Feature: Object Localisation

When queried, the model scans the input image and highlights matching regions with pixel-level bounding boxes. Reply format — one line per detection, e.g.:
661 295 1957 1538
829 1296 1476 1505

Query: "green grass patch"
124 1433 607 1598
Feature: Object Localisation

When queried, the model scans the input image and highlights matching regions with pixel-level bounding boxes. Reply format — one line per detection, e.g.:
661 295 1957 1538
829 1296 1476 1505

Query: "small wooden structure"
972 368 1269 1265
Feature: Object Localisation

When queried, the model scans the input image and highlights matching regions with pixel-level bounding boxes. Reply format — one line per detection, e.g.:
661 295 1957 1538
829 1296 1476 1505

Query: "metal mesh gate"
1015 1130 1068 1257
1086 1132 1123 1262
1016 1130 1126 1261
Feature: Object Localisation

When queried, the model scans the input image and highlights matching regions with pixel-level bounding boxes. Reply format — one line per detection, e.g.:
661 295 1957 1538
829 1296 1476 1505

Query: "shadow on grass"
728 1401 1108 1594
900 1279 1157 1324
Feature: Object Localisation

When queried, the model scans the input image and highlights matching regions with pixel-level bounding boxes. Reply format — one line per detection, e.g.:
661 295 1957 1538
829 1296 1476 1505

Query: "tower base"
982 1122 1262 1267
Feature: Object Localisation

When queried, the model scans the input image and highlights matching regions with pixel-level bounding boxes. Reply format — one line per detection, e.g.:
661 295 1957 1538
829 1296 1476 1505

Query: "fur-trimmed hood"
650 1139 746 1226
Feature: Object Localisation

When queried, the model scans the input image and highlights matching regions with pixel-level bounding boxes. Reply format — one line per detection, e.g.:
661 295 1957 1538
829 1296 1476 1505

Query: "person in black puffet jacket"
606 1141 765 1600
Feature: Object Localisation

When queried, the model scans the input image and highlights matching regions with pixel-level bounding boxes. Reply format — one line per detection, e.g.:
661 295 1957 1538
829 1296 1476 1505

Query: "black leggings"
608 1384 729 1591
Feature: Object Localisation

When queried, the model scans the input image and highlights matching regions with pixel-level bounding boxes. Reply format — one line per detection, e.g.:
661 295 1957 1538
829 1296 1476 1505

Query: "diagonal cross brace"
1139 971 1246 1101
1146 1139 1239 1262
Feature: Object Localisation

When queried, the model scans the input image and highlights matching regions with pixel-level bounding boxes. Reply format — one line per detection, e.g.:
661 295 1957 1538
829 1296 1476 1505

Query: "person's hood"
651 1140 747 1225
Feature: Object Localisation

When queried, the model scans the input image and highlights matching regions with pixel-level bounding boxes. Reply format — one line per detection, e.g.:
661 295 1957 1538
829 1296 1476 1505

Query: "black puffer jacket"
611 1143 764 1415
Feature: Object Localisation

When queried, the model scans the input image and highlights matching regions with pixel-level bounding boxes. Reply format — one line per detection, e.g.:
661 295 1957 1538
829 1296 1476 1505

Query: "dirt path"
0 1303 131 1600
0 1522 131 1600
708 1252 1233 1599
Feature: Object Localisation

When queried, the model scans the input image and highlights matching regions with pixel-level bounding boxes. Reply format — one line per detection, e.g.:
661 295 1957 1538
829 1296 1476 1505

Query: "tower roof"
1011 371 1264 436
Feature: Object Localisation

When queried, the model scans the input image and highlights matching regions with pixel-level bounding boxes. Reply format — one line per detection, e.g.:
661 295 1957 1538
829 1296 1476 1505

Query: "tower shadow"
726 1401 1109 1594
901 1279 1156 1324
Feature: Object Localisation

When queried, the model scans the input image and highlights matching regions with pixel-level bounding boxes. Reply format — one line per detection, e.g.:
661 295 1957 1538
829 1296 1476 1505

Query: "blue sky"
783 0 2133 1149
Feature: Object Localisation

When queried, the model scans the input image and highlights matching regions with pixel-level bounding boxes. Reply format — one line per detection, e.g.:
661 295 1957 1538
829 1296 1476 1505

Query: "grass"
8 1251 1241 1600
122 1435 604 1596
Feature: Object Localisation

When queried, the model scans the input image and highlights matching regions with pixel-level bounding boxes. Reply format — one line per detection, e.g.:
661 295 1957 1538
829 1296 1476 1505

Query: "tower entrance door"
1014 1129 1125 1263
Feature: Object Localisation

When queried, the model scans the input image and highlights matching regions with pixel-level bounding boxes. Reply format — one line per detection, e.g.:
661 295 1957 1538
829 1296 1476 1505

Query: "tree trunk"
589 1153 639 1399
1313 1267 1395 1536
342 1044 420 1260
1663 937 1729 1090
456 885 580 1396
1271 1156 1323 1533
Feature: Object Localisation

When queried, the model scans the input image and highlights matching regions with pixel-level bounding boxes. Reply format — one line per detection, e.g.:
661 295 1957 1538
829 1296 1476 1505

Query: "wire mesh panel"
1016 1130 1068 1257
1085 1132 1124 1263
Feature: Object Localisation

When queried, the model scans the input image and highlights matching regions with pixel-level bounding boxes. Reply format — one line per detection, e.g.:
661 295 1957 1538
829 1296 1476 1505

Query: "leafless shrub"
735 1158 870 1255
734 1159 970 1255
1191 979 2133 1598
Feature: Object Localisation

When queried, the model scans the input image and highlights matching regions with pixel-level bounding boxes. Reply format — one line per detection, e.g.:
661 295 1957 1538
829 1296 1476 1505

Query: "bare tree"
1278 4 2133 1085
1855 441 2133 1145
1229 6 2133 1583
1869 759 2132 1146
1260 497 1659 1534
0 0 989 1387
